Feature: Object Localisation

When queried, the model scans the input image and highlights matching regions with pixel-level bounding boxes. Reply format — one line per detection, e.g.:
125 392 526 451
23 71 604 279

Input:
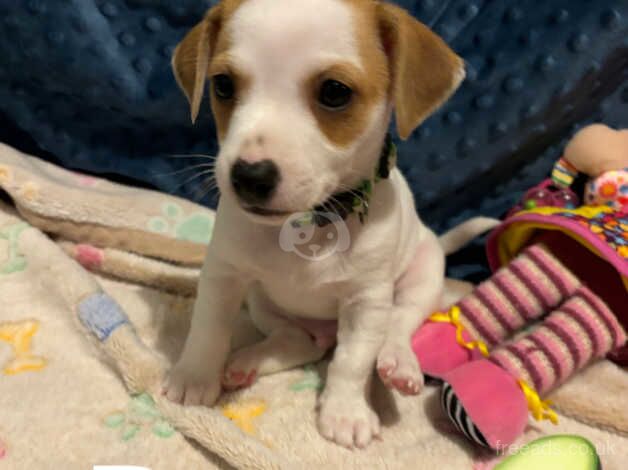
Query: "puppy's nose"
230 159 280 205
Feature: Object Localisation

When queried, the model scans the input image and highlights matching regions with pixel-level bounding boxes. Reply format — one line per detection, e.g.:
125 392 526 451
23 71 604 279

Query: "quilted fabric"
0 0 627 280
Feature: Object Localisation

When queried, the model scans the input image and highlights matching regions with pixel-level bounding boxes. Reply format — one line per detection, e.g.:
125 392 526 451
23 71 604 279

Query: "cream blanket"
0 143 626 469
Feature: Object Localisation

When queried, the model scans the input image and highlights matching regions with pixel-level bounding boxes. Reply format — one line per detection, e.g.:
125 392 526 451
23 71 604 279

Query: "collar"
294 134 397 228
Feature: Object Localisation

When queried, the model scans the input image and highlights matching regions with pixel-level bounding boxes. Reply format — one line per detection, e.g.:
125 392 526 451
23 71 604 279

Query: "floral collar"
294 134 397 227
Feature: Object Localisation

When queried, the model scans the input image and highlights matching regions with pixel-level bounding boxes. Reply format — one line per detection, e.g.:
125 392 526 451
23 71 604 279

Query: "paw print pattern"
103 393 176 441
289 365 324 392
147 203 214 244
0 223 29 275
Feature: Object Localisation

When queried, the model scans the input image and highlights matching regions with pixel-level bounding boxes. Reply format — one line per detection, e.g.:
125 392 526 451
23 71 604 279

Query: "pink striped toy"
412 125 628 450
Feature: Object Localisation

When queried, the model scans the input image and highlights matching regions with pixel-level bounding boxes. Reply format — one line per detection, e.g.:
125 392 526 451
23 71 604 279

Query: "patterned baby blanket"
0 142 627 469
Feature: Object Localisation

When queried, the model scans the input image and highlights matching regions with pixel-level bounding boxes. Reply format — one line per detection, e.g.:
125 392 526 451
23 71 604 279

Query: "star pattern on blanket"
0 319 47 375
221 399 267 436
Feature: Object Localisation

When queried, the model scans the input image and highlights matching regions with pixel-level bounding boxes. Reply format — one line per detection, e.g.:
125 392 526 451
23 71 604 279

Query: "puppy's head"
173 0 464 224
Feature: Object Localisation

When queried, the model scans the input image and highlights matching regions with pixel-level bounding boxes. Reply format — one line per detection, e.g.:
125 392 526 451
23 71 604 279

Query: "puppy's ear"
172 5 222 123
376 3 465 140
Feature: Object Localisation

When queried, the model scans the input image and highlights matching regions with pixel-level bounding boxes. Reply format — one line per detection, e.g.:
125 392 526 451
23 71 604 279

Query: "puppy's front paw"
317 394 380 449
162 363 221 407
377 342 424 396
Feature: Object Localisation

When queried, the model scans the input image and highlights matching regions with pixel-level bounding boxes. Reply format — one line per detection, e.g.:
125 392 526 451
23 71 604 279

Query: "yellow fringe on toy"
517 379 559 424
428 306 490 358
428 306 559 425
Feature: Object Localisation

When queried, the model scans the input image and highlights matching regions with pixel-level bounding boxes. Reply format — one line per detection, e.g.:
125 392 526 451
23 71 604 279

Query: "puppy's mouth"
241 187 357 226
241 190 342 219
243 205 293 217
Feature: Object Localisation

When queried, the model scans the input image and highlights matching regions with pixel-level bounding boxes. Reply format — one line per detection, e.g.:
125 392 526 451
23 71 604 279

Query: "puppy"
165 0 468 448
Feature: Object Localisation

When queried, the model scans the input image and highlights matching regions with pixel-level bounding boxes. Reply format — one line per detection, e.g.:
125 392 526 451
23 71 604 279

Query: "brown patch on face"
306 1 390 148
171 0 249 132
208 55 252 141
207 0 252 141
310 0 465 143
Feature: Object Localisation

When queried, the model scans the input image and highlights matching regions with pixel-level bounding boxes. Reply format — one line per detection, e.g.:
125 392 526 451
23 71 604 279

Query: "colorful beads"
551 157 579 188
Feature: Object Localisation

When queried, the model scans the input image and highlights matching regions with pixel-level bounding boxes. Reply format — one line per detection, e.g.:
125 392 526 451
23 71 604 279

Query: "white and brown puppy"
165 0 467 448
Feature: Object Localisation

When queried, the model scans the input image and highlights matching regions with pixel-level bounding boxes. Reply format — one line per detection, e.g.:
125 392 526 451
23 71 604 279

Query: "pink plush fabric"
443 360 528 449
411 321 483 378
75 244 105 271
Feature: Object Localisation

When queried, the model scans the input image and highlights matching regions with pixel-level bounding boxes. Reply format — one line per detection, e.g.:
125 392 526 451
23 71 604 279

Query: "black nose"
230 159 280 205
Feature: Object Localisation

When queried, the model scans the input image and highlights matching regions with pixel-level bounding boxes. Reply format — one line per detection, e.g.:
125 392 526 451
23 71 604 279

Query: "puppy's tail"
439 217 501 256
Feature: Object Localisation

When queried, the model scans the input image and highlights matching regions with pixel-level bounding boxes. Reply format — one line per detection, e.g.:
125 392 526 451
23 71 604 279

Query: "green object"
103 412 125 428
291 134 396 228
0 223 29 275
129 393 162 422
152 420 176 438
164 203 182 219
147 203 214 244
103 393 176 441
121 424 141 441
495 435 601 470
147 217 168 233
176 213 213 244
290 364 324 392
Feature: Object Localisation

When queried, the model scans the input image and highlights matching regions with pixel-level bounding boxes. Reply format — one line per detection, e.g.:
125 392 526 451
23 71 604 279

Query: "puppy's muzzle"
230 159 281 208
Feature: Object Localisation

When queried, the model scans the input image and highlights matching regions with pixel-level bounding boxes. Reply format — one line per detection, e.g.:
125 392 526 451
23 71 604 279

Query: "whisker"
167 168 216 194
191 167 218 199
165 154 217 160
193 176 219 202
153 162 216 178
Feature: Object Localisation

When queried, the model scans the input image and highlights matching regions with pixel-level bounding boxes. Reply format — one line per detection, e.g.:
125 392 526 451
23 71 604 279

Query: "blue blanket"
0 0 626 279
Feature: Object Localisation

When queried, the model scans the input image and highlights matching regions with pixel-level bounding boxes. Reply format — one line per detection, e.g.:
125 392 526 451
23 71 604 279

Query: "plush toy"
410 124 628 450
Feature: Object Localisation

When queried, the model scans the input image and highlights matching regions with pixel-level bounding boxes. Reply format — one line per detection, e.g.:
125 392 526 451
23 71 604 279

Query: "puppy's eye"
318 80 352 110
213 74 235 100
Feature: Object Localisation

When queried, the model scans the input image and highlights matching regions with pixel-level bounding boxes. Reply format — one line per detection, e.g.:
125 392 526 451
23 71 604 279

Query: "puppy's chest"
261 278 340 319
251 251 352 319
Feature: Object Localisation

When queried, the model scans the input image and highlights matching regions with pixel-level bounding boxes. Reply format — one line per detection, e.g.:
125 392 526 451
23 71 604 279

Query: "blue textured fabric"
0 1 627 281
78 292 129 341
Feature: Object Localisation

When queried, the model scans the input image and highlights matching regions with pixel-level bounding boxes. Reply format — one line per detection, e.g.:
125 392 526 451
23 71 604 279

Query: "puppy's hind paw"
222 347 261 390
222 369 257 390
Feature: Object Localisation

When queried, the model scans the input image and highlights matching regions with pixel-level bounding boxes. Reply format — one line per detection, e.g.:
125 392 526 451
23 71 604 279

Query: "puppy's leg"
223 286 327 389
223 327 327 389
318 284 393 449
163 259 247 406
377 231 445 395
